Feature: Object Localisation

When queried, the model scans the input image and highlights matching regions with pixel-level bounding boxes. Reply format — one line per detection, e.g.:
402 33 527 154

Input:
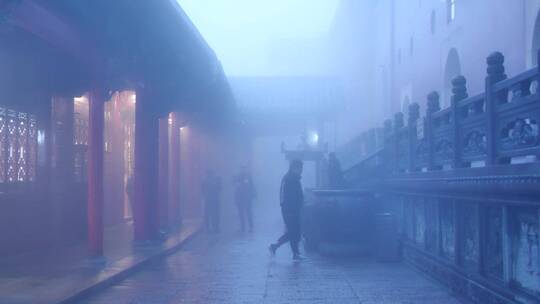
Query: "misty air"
0 0 539 303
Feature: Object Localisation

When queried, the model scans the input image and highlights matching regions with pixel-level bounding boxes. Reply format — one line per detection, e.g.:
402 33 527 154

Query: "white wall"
526 1 540 68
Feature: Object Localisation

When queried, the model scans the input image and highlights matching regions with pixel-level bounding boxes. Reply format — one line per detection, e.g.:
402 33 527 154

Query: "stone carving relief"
530 79 539 95
414 202 426 245
463 205 479 266
511 209 540 294
485 207 503 279
462 130 487 157
500 118 539 151
440 202 455 259
434 139 454 162
415 140 429 165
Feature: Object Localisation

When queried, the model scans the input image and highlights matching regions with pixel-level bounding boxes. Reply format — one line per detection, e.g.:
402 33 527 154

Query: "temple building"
0 0 234 257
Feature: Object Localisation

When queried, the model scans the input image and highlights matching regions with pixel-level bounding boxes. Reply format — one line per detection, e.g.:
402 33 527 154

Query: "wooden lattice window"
74 113 88 182
0 107 37 183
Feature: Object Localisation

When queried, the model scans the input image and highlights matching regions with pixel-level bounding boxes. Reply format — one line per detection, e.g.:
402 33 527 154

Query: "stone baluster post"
485 52 507 166
408 103 420 172
394 112 404 172
426 92 440 171
451 75 468 169
383 119 393 173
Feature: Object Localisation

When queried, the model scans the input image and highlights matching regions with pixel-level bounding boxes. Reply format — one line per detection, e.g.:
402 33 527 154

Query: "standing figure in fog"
327 152 345 188
234 166 256 232
269 159 305 260
202 169 222 233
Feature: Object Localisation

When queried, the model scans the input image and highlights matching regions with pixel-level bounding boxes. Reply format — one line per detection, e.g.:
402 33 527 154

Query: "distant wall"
329 0 538 148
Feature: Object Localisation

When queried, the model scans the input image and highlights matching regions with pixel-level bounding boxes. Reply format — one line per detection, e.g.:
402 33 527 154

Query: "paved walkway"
79 225 466 304
0 220 200 304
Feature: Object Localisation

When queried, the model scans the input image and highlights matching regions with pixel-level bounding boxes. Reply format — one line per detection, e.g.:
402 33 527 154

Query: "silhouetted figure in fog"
327 152 345 188
269 160 304 260
202 170 222 233
234 166 256 232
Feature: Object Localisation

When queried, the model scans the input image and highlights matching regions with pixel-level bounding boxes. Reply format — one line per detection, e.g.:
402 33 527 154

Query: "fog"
177 0 348 228
2 1 539 302
179 0 340 76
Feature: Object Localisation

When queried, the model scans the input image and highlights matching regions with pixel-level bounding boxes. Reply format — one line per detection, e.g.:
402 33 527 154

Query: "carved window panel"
74 114 88 181
0 108 6 183
462 204 480 269
414 201 426 245
500 117 539 152
485 206 503 280
509 207 540 295
462 130 487 158
27 115 37 182
17 112 28 182
434 138 454 164
104 102 112 153
74 115 88 146
440 201 456 260
7 110 18 182
124 124 135 178
74 97 89 182
530 78 539 95
0 108 38 184
404 199 415 241
425 200 438 254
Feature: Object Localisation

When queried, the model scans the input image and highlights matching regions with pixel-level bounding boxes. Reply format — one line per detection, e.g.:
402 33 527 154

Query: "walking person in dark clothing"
202 169 222 233
234 166 256 232
269 159 305 260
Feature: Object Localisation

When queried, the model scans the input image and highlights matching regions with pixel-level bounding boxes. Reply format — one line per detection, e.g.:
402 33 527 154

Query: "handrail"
339 51 540 179
456 92 484 108
330 51 540 303
343 147 385 173
492 67 536 92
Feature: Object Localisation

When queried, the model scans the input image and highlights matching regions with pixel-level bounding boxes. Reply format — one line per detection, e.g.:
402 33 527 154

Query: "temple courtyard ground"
79 218 466 304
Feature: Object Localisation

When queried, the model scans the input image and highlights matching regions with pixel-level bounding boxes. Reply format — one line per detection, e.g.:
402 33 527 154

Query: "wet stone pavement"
79 227 466 304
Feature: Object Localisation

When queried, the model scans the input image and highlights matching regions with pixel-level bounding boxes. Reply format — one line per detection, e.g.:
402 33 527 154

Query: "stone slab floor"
78 223 466 304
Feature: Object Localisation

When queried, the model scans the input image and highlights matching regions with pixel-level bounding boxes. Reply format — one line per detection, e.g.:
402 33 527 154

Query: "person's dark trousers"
205 201 220 232
237 201 253 232
276 211 301 255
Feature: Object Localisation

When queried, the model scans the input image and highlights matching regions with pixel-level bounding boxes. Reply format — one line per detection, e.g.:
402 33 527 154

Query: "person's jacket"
279 171 304 215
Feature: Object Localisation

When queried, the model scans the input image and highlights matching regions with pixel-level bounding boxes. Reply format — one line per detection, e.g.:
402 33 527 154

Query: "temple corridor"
79 207 465 304
2 1 540 303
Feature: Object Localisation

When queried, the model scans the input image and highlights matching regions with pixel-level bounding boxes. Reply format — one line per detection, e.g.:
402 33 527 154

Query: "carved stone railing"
431 53 533 170
337 51 540 304
336 127 384 170
346 51 540 176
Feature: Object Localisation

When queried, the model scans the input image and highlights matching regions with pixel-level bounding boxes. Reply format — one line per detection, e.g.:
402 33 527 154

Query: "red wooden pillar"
87 91 105 256
169 113 181 227
133 90 159 241
158 117 169 230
